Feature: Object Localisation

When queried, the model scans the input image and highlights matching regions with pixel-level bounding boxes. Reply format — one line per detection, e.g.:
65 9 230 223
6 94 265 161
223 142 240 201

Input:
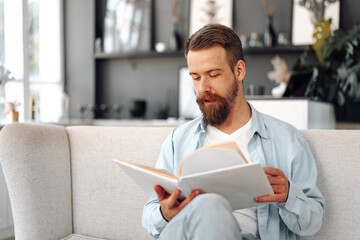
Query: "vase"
10 110 19 122
130 100 147 119
264 16 277 47
271 82 287 98
169 25 182 51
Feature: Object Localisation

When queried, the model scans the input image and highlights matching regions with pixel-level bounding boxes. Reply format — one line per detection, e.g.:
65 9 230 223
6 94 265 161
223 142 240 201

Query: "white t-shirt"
204 118 259 238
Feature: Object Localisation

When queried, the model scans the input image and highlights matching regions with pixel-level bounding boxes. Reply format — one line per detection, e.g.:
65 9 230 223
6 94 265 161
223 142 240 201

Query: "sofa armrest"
0 123 73 240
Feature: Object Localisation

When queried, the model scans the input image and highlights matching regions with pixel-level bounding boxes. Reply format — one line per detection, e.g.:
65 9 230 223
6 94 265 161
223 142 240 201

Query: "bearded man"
142 24 324 240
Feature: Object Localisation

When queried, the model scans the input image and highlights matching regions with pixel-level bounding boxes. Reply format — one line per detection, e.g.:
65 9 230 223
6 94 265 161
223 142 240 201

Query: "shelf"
94 50 184 60
243 45 307 54
94 45 307 60
336 122 360 129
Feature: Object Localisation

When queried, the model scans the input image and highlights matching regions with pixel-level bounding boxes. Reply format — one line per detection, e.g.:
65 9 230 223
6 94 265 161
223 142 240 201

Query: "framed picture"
103 0 152 53
189 0 233 36
291 0 340 46
178 67 201 119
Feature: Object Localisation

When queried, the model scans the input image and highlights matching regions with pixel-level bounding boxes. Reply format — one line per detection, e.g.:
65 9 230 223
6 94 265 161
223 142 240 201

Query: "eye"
209 73 220 78
191 75 201 81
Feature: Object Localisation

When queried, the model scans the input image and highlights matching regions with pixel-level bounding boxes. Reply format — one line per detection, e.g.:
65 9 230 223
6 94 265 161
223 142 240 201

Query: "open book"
113 141 273 210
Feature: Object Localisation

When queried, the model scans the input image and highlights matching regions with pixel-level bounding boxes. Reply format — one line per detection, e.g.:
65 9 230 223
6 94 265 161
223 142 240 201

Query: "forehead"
187 45 230 74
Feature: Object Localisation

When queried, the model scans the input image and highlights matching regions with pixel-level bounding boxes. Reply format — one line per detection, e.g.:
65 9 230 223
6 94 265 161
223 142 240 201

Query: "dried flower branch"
267 55 291 84
298 0 338 24
172 0 180 24
261 0 274 18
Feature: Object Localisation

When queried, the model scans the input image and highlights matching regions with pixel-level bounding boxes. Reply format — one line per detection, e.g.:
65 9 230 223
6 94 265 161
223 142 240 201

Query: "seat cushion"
61 234 105 240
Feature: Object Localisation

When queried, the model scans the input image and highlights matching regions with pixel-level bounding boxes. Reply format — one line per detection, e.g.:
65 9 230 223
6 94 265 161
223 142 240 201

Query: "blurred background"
0 0 359 127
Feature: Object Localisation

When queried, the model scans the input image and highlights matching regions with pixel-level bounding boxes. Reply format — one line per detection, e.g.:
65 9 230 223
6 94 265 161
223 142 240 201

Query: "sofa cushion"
61 234 105 240
66 126 173 240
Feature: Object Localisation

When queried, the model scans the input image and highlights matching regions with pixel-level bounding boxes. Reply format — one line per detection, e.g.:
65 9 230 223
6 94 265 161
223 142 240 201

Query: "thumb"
154 185 168 202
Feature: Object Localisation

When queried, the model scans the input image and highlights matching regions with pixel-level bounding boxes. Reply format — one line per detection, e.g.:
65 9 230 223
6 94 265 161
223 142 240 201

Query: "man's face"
187 45 241 126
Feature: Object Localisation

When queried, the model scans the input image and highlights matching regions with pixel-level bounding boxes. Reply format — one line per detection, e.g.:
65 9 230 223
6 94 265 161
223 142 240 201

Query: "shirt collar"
248 102 269 140
193 116 207 134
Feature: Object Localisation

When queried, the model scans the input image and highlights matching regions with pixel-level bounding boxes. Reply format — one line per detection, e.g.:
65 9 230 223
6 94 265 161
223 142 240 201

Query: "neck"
214 95 252 134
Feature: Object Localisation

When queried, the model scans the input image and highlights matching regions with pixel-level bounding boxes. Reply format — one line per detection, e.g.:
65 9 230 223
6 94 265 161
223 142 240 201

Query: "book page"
178 162 273 210
178 141 247 176
113 159 179 198
202 141 248 163
115 159 178 179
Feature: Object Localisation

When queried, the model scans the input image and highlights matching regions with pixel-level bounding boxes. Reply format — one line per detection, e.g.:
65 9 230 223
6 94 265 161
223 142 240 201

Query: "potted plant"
293 20 360 121
5 101 21 122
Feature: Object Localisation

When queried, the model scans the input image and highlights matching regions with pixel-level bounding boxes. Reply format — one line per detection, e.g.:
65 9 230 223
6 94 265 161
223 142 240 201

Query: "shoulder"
161 117 203 154
260 112 308 147
171 117 203 139
158 118 202 168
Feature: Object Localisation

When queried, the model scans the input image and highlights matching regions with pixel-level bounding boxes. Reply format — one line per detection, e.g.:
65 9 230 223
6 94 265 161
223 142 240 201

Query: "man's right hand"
154 185 202 222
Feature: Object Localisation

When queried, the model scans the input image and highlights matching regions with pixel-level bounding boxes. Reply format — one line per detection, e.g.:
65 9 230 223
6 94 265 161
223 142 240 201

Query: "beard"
196 79 239 126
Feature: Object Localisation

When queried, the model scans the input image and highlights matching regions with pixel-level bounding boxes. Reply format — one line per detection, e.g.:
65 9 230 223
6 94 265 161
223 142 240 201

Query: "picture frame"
291 0 340 46
189 0 233 37
104 0 152 53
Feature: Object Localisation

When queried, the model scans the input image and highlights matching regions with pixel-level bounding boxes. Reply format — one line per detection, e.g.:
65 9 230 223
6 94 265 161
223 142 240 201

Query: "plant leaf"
337 91 345 106
312 19 331 65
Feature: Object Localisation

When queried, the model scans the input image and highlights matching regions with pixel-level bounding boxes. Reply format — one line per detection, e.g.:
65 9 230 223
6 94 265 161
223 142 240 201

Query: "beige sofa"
0 123 359 240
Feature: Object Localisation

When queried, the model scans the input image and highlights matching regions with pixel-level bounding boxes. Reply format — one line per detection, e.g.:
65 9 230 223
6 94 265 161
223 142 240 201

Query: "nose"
198 76 211 94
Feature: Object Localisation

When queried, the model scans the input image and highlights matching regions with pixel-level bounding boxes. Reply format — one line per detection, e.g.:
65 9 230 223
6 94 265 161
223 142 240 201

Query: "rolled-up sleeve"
142 131 175 239
142 197 168 239
277 136 325 236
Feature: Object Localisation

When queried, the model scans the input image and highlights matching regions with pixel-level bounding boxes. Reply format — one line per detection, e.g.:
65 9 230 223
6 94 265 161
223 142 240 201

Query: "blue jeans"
159 194 260 240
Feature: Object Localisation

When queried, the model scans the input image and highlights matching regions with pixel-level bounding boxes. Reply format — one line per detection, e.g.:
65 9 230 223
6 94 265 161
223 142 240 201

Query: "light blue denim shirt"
142 104 324 240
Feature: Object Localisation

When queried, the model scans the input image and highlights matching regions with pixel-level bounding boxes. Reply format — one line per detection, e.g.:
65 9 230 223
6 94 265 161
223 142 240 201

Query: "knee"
190 193 232 213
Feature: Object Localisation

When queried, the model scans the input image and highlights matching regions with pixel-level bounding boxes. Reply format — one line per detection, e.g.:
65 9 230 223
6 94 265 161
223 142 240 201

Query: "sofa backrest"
67 127 360 239
299 130 360 239
66 126 173 239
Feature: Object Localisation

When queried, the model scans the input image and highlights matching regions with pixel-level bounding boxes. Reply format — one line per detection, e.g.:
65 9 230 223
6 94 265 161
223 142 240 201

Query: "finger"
271 184 287 193
154 185 168 201
167 189 182 207
255 193 287 203
179 189 202 209
189 189 202 199
267 175 288 185
263 167 284 176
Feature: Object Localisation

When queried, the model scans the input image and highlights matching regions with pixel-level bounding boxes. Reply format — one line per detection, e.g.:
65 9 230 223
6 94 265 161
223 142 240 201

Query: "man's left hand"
255 166 289 203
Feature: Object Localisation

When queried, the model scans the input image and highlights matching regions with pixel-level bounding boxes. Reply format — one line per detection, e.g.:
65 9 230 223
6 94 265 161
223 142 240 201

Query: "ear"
234 60 246 83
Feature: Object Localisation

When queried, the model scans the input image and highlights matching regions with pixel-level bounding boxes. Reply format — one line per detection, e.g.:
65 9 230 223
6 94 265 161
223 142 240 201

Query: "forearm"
142 198 168 239
142 131 175 238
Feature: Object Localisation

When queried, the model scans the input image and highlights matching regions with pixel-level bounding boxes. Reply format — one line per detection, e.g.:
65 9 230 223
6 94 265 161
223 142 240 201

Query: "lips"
204 99 216 104
197 93 219 105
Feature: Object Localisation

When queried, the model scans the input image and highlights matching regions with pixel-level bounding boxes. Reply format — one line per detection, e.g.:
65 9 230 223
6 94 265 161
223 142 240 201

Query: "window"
1 0 65 123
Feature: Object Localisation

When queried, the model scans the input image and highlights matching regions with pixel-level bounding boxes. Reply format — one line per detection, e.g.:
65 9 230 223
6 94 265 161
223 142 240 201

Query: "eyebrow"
189 68 223 76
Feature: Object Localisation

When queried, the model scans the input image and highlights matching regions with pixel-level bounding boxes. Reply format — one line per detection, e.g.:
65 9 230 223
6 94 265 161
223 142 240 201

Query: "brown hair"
185 24 244 71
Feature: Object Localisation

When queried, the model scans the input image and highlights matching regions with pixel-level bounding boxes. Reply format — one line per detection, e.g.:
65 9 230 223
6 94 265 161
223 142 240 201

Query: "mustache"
196 93 223 104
